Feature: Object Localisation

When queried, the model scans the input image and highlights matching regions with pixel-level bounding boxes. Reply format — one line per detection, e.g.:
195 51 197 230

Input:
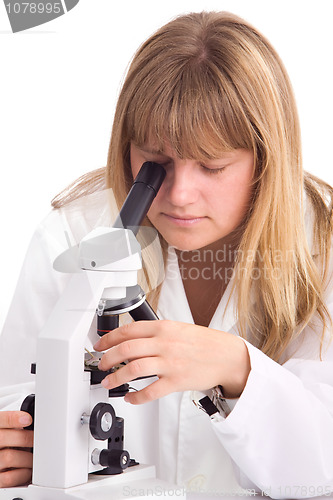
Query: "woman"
1 11 333 497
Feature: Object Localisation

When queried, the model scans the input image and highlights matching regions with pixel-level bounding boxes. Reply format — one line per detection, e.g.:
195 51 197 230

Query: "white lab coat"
1 189 333 499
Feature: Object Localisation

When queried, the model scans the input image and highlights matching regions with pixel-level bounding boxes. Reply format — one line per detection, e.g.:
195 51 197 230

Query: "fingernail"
19 415 32 426
93 340 101 350
101 378 108 388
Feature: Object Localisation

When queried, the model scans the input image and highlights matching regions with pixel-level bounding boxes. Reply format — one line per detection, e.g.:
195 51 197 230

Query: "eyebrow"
137 145 167 155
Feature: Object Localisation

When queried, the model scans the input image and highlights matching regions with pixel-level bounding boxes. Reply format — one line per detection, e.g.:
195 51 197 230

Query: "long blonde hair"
52 11 333 362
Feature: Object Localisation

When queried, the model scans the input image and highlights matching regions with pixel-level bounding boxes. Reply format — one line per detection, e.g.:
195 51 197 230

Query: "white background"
0 0 332 329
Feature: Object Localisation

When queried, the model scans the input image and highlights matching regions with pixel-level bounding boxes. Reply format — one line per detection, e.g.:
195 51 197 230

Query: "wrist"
222 338 251 398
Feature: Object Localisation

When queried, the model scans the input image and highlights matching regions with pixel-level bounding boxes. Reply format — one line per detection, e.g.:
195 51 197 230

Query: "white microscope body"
0 163 185 499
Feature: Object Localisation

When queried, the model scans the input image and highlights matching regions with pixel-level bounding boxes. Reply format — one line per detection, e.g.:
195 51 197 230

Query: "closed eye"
201 165 228 175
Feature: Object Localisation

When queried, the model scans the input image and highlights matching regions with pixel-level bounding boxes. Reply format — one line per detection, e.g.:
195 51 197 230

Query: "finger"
0 467 32 488
98 338 160 371
0 448 33 471
94 320 161 351
0 411 32 430
0 429 34 449
101 357 162 390
124 379 171 405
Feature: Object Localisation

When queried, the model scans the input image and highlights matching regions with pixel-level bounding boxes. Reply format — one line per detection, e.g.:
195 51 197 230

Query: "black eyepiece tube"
113 162 166 235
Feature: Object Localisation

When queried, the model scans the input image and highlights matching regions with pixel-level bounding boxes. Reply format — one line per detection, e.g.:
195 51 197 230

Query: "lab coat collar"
157 246 239 334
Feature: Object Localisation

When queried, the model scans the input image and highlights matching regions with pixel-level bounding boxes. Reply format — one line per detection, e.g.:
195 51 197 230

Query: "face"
130 142 254 251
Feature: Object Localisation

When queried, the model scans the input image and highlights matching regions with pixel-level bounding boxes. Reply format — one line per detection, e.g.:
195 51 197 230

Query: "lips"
164 213 203 220
162 213 205 226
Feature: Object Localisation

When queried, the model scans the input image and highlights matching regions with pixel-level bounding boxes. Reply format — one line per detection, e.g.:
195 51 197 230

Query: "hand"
0 411 34 488
94 320 251 405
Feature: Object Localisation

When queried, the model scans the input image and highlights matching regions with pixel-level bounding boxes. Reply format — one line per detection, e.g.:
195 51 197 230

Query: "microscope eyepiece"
133 161 166 195
113 162 166 235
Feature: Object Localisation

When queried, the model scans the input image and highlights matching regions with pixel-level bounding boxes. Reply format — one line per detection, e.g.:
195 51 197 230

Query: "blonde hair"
52 11 333 362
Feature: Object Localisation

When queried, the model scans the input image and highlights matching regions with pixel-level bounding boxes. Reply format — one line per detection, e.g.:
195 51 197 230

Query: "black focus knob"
100 448 130 470
20 394 35 430
89 403 116 440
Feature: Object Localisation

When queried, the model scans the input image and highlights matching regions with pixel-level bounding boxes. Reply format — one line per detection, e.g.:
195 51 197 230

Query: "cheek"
131 163 141 180
209 175 253 219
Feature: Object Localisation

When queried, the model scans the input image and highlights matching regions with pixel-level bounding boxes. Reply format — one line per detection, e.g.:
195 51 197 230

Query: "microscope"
0 162 185 499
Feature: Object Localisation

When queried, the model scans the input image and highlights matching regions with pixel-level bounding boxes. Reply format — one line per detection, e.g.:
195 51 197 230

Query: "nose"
164 160 199 207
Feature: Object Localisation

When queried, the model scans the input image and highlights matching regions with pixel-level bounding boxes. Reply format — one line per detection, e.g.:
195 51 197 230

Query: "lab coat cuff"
0 382 35 411
210 339 279 432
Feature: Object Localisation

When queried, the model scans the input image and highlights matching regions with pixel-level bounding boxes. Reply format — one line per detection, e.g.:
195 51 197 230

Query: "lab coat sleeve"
208 201 333 497
210 324 333 498
0 222 71 409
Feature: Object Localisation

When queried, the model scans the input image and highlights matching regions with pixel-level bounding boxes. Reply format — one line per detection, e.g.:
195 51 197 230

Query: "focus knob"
20 394 35 431
89 403 116 440
100 448 130 470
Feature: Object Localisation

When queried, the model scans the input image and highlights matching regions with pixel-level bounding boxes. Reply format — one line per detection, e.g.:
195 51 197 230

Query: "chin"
165 238 210 252
157 227 225 252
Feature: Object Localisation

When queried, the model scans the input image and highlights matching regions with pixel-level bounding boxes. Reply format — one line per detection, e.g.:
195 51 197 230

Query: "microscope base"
0 465 186 499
